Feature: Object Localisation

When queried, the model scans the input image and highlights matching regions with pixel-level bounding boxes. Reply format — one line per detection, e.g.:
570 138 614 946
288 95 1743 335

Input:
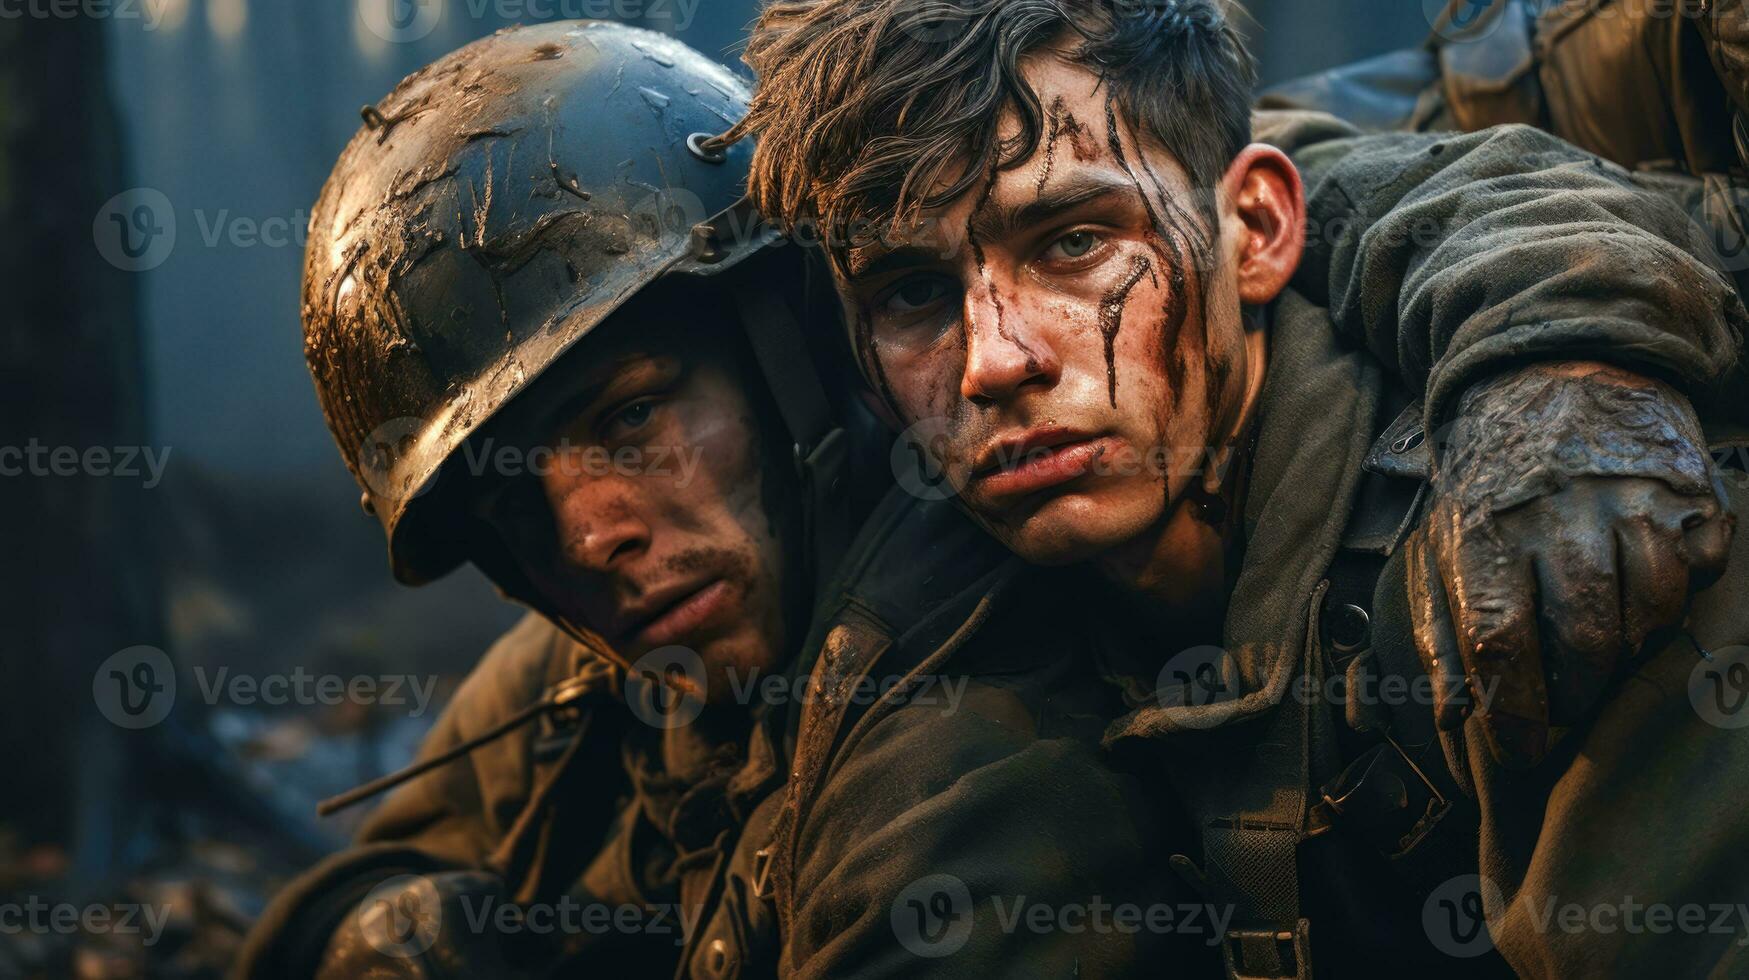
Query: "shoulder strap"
1307 399 1480 899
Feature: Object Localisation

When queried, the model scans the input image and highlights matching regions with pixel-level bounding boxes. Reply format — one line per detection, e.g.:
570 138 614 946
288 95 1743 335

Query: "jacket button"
1329 603 1371 654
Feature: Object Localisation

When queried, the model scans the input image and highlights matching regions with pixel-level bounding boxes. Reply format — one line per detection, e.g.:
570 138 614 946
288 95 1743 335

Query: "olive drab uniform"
712 112 1749 979
1262 0 1749 428
244 106 1749 977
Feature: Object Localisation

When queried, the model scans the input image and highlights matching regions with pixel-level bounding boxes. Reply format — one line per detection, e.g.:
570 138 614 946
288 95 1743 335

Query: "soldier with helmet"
238 21 886 976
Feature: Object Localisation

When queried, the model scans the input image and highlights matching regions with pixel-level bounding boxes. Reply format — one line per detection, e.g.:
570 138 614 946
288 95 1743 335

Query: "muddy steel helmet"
304 22 852 590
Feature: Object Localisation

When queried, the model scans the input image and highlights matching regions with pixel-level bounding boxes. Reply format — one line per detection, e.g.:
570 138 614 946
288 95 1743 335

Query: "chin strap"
314 659 613 816
733 282 852 588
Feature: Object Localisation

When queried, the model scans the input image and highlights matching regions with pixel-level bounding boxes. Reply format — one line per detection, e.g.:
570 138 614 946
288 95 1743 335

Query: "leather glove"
1406 361 1735 768
316 870 537 979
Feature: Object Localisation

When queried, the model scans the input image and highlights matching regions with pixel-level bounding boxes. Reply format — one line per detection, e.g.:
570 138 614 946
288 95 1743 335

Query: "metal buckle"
1222 919 1311 980
750 847 775 901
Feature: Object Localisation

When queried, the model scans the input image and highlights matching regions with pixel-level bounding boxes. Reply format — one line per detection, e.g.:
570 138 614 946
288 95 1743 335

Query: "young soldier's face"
837 51 1301 565
481 292 793 700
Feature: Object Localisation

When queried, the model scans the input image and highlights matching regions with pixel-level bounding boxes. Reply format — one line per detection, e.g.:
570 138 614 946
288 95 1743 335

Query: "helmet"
303 22 859 605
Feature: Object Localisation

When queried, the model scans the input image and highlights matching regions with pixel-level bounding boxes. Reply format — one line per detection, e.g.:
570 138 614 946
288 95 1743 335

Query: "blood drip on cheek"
1098 254 1156 408
853 307 902 421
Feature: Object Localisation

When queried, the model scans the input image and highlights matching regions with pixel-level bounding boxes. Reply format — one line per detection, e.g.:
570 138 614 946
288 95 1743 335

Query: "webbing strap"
733 285 836 460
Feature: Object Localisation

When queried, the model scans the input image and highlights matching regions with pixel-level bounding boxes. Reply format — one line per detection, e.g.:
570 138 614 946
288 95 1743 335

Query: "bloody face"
837 52 1258 567
479 285 795 702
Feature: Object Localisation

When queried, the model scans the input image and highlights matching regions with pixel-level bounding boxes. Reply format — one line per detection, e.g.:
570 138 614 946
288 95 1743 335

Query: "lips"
970 427 1112 502
617 578 734 650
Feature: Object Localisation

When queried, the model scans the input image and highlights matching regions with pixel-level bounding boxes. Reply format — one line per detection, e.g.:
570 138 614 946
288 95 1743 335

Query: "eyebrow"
844 169 1141 282
969 169 1138 246
539 353 664 437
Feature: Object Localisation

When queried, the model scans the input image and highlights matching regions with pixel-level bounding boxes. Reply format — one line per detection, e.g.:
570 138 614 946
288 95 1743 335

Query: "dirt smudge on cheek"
1098 253 1155 408
1036 96 1065 197
853 307 902 420
967 161 1041 373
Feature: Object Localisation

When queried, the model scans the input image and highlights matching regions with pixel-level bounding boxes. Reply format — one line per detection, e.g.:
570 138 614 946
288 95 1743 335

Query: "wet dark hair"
719 0 1256 259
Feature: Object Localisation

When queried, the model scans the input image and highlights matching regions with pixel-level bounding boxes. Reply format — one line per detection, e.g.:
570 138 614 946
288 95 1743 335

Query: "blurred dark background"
0 0 1430 975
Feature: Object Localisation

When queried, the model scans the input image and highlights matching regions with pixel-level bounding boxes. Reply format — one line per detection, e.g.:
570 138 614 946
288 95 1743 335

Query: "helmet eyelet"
687 132 727 164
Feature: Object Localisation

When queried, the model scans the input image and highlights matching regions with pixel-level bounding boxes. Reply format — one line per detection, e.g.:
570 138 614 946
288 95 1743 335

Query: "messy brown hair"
716 0 1256 259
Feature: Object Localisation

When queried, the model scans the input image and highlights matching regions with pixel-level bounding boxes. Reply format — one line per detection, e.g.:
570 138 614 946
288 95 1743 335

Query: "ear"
1220 143 1305 306
858 387 902 431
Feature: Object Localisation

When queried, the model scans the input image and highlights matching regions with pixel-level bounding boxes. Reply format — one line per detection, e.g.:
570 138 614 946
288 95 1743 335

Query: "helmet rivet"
686 132 727 164
691 222 726 263
359 490 377 516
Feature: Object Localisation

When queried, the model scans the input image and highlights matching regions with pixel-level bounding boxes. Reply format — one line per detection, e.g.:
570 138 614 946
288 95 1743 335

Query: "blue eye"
1045 230 1099 260
609 399 655 433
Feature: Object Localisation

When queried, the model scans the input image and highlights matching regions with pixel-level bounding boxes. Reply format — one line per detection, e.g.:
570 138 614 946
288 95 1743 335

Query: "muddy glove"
1405 361 1736 768
316 870 539 979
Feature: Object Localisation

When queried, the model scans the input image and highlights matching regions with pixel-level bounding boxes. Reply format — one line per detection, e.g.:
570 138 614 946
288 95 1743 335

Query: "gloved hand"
1406 361 1735 768
317 870 536 979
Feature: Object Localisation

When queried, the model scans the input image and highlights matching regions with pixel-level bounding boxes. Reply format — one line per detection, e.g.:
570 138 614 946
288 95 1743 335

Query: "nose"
959 279 1059 404
547 477 651 574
